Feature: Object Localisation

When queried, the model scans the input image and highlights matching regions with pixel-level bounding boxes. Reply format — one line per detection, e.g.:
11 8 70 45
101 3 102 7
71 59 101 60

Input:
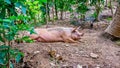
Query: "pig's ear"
72 27 78 32
76 26 81 30
72 29 75 33
72 26 81 32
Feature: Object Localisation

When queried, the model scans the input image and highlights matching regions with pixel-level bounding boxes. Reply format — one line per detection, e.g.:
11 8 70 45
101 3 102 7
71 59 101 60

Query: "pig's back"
37 28 64 42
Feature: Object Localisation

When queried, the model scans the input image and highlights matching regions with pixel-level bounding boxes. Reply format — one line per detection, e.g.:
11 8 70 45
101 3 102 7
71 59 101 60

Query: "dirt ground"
14 24 120 68
14 6 120 68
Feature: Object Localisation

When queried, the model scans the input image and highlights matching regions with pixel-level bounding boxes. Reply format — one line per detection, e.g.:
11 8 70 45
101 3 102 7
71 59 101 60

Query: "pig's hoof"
79 40 84 43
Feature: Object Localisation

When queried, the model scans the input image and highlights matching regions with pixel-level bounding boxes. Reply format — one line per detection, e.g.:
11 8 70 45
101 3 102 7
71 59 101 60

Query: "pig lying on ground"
27 27 84 43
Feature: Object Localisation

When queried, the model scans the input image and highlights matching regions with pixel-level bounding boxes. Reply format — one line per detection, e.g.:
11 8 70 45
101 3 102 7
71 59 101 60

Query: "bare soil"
14 23 120 68
14 7 120 68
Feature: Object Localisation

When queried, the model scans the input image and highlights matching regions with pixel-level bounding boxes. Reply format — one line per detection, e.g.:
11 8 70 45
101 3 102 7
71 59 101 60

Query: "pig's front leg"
65 38 78 43
62 36 78 43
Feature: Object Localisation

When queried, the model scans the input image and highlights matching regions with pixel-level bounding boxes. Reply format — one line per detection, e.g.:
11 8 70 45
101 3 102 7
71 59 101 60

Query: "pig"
27 27 84 43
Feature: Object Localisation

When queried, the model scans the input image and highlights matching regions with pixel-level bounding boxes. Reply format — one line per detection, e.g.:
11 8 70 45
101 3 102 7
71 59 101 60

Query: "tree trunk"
46 1 48 26
46 0 50 27
60 0 64 20
54 0 58 19
46 0 50 21
105 4 120 37
60 9 63 20
95 2 101 21
109 0 114 18
105 0 108 7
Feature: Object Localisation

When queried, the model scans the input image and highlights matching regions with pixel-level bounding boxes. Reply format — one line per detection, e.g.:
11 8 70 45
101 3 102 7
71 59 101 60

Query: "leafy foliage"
89 0 105 20
25 0 47 25
0 0 32 68
76 3 89 14
0 0 48 67
0 45 24 67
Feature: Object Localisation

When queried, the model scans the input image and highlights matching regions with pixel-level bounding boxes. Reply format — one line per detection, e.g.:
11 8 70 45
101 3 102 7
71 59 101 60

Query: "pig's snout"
79 33 84 36
76 32 84 37
77 33 84 39
72 32 84 40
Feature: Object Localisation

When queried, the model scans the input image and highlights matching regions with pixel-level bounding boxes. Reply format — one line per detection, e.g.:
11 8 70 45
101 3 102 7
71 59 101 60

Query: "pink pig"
27 27 84 43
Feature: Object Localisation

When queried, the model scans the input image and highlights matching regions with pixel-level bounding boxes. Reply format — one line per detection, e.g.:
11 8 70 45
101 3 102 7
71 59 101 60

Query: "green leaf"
0 59 5 65
41 0 47 3
0 36 5 42
0 45 9 65
0 52 6 58
15 2 26 14
9 16 17 20
33 1 39 4
3 19 12 23
29 27 35 34
5 31 15 41
76 3 89 14
92 11 97 19
21 6 26 14
0 8 6 19
0 19 2 21
15 53 23 63
0 45 9 50
4 0 11 4
21 36 34 43
3 23 10 29
15 2 21 7
10 50 16 57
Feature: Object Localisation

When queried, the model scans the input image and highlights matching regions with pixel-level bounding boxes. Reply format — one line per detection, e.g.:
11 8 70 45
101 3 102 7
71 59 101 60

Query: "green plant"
16 36 34 43
25 0 47 25
106 17 112 22
90 0 105 21
0 0 48 67
0 0 33 68
0 45 24 68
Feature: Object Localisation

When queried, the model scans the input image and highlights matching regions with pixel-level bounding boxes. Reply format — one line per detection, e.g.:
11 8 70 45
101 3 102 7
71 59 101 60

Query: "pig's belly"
38 33 63 42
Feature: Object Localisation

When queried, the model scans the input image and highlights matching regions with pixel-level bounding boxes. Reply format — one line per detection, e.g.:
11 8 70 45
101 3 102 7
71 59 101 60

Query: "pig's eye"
72 30 76 33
